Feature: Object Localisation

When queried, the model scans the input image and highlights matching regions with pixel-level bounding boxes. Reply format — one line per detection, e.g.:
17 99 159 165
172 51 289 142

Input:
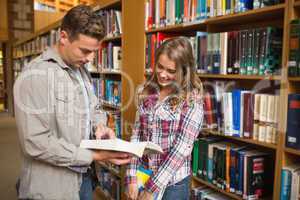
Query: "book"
80 138 163 157
286 94 300 149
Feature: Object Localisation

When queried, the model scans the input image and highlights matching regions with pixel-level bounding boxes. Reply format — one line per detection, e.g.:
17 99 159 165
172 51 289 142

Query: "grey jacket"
14 47 101 200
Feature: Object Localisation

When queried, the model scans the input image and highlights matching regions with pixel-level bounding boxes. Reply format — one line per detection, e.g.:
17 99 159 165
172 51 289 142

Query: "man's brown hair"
61 5 105 41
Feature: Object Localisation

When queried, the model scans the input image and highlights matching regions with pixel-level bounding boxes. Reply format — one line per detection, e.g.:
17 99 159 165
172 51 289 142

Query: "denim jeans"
162 176 190 200
79 172 93 200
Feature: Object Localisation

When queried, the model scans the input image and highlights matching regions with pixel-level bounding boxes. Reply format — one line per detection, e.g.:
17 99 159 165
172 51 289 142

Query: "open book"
80 138 163 158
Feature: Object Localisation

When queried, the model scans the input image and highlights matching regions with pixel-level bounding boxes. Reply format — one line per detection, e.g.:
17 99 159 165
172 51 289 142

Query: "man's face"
60 32 100 68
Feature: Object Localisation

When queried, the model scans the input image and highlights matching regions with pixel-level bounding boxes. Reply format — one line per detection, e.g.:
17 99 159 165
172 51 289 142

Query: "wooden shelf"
101 35 122 42
197 74 281 80
94 0 121 11
13 51 43 59
193 176 243 200
14 21 61 47
145 4 285 34
284 147 300 156
146 21 206 34
204 129 278 150
99 70 121 75
205 4 285 26
100 100 121 110
288 77 300 82
295 1 300 8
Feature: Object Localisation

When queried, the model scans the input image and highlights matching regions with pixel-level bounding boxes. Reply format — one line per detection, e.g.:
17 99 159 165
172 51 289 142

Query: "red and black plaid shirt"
125 90 204 194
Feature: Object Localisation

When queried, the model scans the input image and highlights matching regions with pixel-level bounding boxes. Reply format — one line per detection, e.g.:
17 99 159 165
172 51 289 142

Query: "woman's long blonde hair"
140 36 203 103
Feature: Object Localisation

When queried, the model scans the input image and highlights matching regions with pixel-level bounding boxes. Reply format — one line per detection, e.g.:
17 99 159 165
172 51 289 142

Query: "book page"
80 139 163 157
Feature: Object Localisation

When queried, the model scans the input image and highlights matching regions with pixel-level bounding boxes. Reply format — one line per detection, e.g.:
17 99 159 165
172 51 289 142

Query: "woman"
125 37 204 200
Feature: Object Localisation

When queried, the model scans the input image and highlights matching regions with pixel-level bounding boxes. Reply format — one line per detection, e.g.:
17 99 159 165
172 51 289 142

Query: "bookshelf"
35 0 95 12
142 0 291 200
10 0 300 199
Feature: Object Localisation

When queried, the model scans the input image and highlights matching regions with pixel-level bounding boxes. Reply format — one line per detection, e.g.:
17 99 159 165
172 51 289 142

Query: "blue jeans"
79 172 93 200
162 176 190 200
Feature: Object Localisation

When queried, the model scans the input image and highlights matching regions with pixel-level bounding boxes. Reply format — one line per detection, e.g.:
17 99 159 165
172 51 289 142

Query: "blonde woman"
125 37 204 200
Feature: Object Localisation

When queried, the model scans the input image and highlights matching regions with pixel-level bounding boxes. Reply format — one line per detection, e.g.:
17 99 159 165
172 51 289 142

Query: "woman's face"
155 54 177 88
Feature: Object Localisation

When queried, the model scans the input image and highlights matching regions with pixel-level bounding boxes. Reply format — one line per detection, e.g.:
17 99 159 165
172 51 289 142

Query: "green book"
192 140 200 176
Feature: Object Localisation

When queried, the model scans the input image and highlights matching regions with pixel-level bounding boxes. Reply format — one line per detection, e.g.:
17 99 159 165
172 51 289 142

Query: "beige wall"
0 0 8 41
34 11 65 32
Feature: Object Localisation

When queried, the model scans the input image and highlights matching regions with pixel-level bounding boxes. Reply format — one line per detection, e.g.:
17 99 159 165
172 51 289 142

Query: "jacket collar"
41 46 70 70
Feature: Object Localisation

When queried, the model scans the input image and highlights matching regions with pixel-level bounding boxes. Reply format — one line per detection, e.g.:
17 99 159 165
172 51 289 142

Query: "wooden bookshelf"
284 147 300 156
14 21 61 47
100 100 121 110
10 0 300 199
145 4 284 34
288 77 300 81
99 70 122 75
198 74 282 81
294 1 300 8
143 2 291 200
203 129 278 150
193 176 243 200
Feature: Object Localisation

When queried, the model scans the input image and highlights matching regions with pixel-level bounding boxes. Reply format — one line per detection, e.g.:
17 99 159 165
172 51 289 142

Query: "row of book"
94 43 122 72
145 0 283 30
92 78 121 106
192 137 273 200
96 166 121 200
203 81 279 144
280 163 300 200
97 9 122 38
145 27 282 76
191 186 232 200
13 28 60 58
288 19 300 77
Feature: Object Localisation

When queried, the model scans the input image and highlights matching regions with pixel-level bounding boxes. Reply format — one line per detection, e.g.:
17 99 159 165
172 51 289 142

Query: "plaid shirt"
125 90 204 194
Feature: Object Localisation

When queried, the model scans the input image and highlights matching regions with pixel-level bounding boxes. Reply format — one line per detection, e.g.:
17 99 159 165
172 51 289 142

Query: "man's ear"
60 30 69 45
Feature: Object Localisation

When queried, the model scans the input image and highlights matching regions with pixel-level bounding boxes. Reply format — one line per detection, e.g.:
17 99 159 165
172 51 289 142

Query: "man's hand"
92 150 132 165
95 123 115 139
126 183 138 200
138 190 153 200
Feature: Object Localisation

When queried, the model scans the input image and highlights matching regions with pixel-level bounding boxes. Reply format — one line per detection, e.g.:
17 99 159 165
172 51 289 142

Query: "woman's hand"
126 183 139 200
138 190 153 200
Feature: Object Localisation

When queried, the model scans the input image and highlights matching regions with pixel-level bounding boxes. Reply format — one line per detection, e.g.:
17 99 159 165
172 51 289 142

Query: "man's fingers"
108 158 131 165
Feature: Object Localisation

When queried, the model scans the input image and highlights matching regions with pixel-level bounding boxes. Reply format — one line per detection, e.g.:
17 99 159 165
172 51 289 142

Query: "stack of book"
192 137 273 199
96 42 122 72
145 0 283 30
202 81 279 144
145 27 282 76
97 9 122 37
280 164 300 200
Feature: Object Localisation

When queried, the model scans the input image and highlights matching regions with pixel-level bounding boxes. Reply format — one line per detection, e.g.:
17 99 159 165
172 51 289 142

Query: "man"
13 5 131 200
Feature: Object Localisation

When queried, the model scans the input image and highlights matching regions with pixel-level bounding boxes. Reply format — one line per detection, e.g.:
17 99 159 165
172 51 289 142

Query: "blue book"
280 169 291 200
200 0 207 19
232 90 241 137
236 148 247 195
196 0 201 20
